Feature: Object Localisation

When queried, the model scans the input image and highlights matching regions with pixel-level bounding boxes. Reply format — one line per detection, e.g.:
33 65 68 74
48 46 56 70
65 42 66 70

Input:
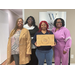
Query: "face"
41 22 47 30
56 19 62 28
28 17 33 25
17 19 23 28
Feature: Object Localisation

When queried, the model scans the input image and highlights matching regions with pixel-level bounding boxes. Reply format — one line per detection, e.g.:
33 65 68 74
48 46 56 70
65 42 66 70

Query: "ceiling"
10 9 22 17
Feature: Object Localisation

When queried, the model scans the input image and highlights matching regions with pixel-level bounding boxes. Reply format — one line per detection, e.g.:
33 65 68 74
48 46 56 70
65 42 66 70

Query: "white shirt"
23 24 35 30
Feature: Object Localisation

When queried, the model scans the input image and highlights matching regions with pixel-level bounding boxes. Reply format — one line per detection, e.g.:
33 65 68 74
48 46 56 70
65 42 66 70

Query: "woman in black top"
32 21 56 65
23 16 39 65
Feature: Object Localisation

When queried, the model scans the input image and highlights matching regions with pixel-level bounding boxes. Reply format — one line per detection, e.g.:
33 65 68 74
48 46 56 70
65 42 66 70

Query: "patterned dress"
11 30 21 55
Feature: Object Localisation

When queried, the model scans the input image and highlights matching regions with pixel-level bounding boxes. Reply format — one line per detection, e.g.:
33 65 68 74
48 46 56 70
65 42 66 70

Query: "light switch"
71 54 74 58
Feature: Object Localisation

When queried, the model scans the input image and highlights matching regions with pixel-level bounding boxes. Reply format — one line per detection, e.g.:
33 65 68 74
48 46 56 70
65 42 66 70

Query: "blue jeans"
35 49 53 65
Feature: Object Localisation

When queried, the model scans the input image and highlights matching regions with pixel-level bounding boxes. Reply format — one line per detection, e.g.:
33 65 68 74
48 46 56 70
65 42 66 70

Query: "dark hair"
24 16 36 26
54 18 65 27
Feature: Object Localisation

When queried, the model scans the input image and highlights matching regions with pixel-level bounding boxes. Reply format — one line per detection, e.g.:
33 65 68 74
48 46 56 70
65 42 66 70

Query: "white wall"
22 9 25 21
1 9 20 34
0 9 20 64
0 10 9 64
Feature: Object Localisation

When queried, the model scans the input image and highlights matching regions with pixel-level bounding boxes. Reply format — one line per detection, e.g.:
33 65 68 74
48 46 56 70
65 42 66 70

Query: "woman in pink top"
52 18 72 65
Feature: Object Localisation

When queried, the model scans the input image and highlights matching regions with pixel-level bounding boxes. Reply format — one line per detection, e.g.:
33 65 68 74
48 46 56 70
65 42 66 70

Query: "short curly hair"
54 18 65 27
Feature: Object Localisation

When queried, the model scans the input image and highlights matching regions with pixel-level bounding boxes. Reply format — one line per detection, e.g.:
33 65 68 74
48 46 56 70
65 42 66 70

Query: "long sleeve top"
32 31 57 51
52 27 72 51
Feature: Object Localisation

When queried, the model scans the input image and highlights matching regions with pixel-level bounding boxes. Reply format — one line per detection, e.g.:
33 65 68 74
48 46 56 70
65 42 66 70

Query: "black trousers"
12 54 19 65
26 49 38 65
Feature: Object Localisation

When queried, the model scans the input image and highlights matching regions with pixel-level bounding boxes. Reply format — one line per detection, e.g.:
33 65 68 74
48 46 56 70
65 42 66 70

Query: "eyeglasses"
18 21 23 23
56 21 62 24
28 19 33 21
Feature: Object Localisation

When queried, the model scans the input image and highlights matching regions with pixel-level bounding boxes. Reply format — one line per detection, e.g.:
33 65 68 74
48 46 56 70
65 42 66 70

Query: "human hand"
63 50 67 54
26 54 30 57
35 42 40 47
51 42 56 46
54 42 56 46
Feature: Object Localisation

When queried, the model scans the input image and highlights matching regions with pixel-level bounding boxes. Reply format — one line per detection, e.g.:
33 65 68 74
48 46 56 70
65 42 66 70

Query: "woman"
23 16 39 65
52 18 72 65
32 21 56 65
7 18 31 65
